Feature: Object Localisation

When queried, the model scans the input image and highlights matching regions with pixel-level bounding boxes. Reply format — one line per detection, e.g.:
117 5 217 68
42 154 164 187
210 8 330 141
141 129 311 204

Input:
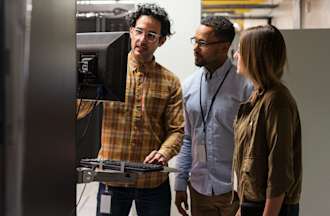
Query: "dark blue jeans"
96 179 171 216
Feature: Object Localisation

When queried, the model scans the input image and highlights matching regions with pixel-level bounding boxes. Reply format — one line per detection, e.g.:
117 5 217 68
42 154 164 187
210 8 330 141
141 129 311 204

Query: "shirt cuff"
174 178 188 192
266 182 291 199
157 149 170 161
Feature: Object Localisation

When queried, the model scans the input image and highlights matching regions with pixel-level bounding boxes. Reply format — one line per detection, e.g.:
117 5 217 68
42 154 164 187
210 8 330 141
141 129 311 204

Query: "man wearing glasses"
174 16 252 216
78 3 184 216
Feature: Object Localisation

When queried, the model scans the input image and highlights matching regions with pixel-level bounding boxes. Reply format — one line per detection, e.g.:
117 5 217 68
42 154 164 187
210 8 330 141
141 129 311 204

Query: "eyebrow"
135 27 159 35
193 36 207 41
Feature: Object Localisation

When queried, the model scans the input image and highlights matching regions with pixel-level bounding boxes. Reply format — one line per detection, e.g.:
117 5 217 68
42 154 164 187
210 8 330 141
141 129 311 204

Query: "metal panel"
23 0 76 215
4 0 32 215
4 0 76 215
0 0 5 214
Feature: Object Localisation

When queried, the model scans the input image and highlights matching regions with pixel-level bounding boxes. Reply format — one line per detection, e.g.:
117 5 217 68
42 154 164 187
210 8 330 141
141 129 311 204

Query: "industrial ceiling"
202 0 279 26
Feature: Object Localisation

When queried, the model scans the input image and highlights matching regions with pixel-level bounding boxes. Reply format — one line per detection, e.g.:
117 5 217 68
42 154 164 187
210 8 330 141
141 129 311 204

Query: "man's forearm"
174 137 192 192
158 132 183 160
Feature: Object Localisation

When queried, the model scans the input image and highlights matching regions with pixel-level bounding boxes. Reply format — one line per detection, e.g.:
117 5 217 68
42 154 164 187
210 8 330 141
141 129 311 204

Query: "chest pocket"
214 96 241 131
145 90 168 118
235 115 257 154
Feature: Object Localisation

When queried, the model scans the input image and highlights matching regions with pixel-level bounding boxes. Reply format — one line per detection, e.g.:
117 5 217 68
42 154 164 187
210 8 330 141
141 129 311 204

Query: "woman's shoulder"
263 83 298 110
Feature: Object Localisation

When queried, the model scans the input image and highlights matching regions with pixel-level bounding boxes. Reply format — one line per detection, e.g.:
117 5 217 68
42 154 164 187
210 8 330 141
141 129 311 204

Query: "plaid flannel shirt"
78 52 184 188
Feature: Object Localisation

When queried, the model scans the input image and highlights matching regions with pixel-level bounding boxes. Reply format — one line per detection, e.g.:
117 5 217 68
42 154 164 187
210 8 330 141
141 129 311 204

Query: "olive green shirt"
233 83 302 204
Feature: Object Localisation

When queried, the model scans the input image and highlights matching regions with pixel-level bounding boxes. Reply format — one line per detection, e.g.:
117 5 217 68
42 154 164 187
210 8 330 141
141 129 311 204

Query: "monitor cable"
76 85 99 146
69 183 87 216
76 100 98 146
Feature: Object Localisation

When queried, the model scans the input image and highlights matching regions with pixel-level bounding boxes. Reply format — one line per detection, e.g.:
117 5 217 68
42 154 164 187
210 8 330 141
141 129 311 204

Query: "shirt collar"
203 58 232 80
128 51 156 74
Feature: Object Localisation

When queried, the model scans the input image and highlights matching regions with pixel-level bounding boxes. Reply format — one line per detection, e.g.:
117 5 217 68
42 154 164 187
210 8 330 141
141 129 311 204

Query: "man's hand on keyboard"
144 150 167 165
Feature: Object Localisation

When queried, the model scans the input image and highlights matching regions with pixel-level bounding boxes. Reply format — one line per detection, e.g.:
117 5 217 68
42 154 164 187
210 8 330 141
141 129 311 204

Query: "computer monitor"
76 32 130 101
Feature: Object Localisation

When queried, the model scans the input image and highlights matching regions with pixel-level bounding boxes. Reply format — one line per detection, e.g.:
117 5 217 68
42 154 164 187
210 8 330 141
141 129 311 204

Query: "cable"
76 85 99 144
77 100 98 145
70 183 87 216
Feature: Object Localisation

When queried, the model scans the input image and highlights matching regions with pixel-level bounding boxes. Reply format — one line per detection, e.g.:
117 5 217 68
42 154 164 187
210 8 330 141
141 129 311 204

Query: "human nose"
193 42 199 51
138 32 148 43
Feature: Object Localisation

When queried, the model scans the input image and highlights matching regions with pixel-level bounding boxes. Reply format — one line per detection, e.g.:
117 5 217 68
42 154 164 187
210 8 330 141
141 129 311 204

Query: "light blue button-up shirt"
175 59 252 196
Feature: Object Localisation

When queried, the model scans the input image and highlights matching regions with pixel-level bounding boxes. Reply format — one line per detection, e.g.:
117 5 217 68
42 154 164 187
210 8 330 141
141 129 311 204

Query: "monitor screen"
76 32 130 101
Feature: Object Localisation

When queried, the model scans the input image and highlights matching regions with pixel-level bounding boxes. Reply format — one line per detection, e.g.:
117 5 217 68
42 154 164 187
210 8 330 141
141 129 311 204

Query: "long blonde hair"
239 25 287 90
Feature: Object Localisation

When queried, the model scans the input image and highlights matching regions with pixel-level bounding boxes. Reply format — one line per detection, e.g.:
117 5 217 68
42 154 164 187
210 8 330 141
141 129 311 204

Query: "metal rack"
76 2 134 32
77 167 138 184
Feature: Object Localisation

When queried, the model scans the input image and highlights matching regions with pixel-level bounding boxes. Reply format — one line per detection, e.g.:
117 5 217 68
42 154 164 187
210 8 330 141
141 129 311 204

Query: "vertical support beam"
267 17 272 25
293 0 302 29
4 0 76 215
0 0 5 212
23 0 76 215
4 0 32 214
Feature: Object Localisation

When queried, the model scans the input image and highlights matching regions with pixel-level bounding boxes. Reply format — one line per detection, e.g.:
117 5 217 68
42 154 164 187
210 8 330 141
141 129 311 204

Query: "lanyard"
199 66 232 133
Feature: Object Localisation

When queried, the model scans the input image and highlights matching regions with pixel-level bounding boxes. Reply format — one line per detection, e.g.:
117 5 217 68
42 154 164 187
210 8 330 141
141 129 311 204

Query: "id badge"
193 127 207 162
100 185 111 214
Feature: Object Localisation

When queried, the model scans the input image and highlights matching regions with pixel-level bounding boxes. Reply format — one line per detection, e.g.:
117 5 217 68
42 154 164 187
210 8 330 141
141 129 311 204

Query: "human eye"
135 28 143 35
198 40 207 46
147 32 157 40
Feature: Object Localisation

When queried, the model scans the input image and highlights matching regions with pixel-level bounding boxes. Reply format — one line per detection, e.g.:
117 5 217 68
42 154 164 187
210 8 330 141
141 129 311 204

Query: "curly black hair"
128 3 172 38
201 16 235 44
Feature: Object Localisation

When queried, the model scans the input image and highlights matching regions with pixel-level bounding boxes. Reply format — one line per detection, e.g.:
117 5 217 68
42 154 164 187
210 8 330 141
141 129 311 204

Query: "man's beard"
194 52 205 67
194 58 205 67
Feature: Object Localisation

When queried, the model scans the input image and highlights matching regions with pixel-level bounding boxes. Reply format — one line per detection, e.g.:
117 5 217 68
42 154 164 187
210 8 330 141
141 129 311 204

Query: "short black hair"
128 3 172 38
201 16 235 44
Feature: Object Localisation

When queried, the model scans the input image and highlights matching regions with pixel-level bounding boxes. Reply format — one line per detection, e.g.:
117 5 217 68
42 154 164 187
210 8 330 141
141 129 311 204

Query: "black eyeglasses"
190 37 224 47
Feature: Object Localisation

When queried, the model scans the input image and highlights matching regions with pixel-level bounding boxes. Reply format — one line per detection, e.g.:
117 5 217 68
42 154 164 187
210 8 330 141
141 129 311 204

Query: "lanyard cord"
199 66 232 133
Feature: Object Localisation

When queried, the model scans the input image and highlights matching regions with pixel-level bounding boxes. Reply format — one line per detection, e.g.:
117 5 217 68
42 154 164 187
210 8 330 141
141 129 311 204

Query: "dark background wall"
3 0 76 215
0 0 5 213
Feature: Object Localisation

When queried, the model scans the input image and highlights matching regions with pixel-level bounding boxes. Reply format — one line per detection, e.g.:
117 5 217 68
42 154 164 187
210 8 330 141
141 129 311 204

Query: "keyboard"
80 158 164 173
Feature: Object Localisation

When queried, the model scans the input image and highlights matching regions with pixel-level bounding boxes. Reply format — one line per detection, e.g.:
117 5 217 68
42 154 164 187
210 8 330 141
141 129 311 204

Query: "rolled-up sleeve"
265 99 295 198
158 78 184 160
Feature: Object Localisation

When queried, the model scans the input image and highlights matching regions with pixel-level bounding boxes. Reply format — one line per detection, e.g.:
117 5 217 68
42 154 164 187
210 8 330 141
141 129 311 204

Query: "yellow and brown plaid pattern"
78 52 184 188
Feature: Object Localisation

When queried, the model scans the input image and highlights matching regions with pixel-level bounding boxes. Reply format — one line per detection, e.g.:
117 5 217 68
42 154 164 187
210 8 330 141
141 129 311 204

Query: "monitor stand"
77 167 138 184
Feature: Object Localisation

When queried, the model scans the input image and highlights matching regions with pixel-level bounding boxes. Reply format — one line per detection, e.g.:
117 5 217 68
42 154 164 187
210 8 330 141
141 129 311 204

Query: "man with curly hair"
78 3 184 216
